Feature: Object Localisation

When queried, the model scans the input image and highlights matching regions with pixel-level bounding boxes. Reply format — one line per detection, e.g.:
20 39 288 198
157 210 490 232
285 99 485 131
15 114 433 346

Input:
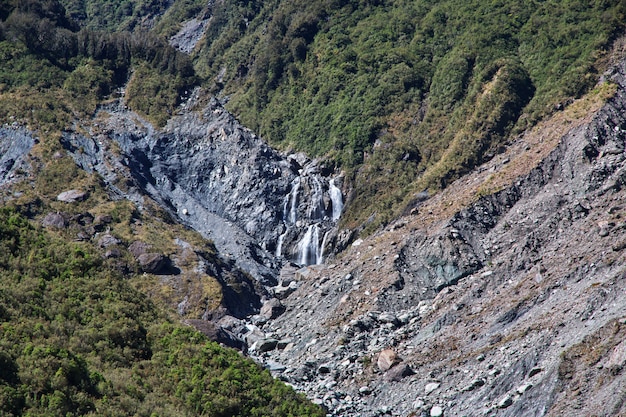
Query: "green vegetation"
0 0 196 129
192 0 626 231
0 197 323 416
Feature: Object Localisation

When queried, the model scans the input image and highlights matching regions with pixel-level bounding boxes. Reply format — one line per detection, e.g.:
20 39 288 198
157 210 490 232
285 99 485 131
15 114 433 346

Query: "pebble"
430 405 444 416
425 382 440 395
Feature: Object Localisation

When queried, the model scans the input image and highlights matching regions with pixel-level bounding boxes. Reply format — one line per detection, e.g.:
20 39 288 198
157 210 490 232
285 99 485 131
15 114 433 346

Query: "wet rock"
42 212 67 228
57 189 87 203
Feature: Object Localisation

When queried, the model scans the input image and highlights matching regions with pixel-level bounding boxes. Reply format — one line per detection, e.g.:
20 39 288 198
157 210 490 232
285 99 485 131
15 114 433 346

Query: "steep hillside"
183 0 626 231
250 50 626 417
4 0 626 416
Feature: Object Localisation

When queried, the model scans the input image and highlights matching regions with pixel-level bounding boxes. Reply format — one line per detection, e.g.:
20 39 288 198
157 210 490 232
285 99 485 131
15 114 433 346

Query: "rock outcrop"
62 94 345 285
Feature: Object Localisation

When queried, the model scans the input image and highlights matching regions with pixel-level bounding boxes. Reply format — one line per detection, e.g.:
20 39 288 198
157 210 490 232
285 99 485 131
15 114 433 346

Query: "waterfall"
275 231 288 257
329 178 343 221
307 176 325 221
319 230 331 264
297 224 321 266
287 178 300 224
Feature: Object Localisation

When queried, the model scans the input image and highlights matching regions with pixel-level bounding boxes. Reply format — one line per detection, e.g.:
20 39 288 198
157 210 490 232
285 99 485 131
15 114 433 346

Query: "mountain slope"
186 0 626 231
249 51 626 416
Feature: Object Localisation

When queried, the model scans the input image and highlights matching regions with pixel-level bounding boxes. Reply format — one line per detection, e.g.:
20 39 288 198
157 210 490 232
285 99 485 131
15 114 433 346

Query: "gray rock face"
0 127 34 187
240 57 626 417
62 95 345 285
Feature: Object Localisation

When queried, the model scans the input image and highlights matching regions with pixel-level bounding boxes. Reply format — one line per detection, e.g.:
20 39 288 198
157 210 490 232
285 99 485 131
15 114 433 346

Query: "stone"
260 298 286 320
425 382 440 395
98 234 120 248
277 339 292 350
256 338 279 353
461 378 485 392
385 363 415 382
137 253 168 274
528 367 542 378
378 312 399 325
57 189 87 203
42 212 66 228
359 386 372 395
265 360 286 372
318 364 332 374
498 395 513 409
128 241 151 258
104 248 121 258
430 405 444 417
517 383 533 395
377 349 399 371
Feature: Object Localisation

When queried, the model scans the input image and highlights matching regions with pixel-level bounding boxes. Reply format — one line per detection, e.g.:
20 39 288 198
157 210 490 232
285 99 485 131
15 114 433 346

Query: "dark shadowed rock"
186 319 246 351
137 253 168 273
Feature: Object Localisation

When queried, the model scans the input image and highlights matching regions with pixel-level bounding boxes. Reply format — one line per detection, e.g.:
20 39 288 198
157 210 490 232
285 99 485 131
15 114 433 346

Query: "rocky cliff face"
61 93 345 285
240 57 626 416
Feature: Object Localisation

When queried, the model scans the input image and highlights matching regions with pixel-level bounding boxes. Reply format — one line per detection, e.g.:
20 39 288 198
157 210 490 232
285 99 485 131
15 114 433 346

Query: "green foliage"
194 0 625 230
0 208 324 416
60 0 170 31
0 0 196 130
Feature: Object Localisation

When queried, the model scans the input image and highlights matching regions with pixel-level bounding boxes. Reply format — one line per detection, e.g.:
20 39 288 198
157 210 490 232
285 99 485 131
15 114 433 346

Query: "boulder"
128 240 151 258
255 338 279 353
98 234 120 248
377 349 399 372
385 363 415 382
57 189 87 203
260 298 286 320
137 253 168 274
42 212 66 229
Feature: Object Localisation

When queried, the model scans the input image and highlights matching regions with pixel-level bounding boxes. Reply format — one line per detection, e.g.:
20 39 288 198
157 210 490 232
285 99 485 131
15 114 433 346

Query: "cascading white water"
319 230 331 264
307 176 325 221
276 163 344 266
275 231 288 257
297 223 321 265
329 178 343 221
288 178 300 224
